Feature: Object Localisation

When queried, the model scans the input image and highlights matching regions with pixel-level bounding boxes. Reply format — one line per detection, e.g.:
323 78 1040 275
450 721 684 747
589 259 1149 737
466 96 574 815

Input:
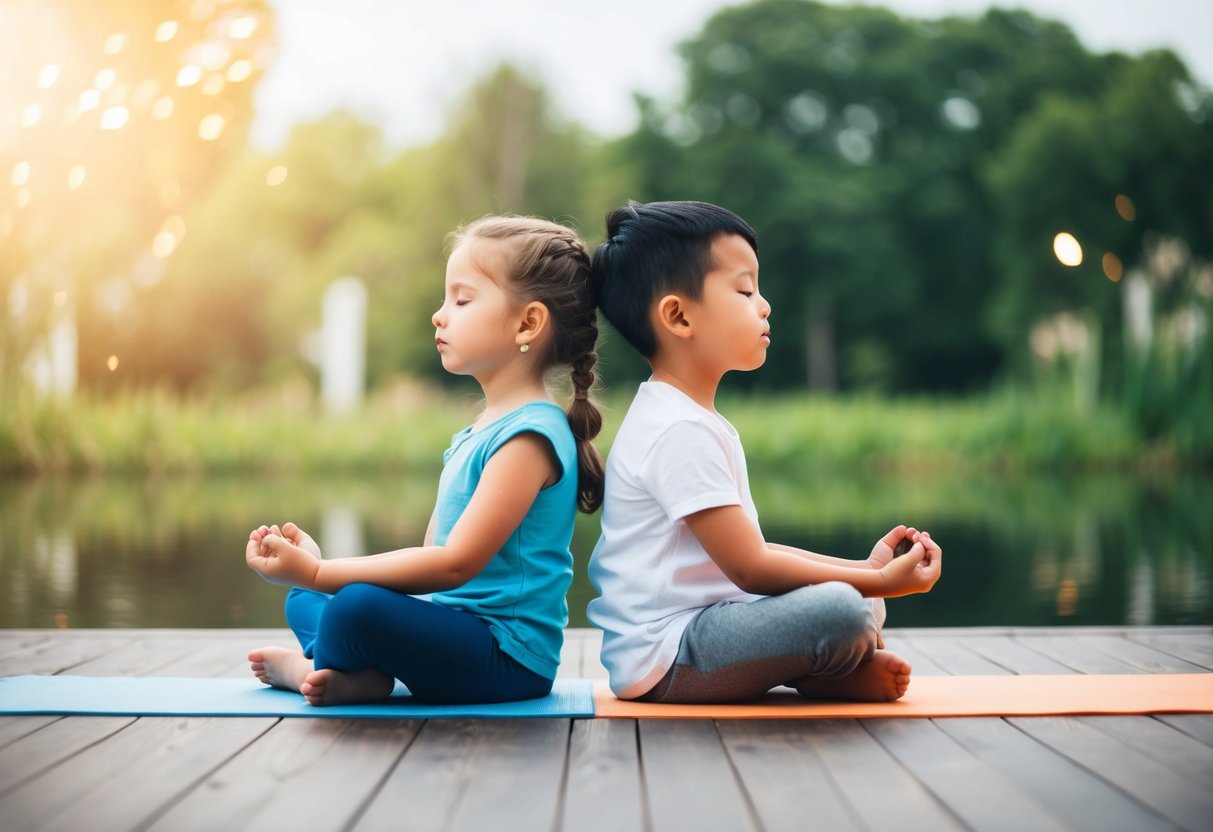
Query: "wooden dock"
1 626 1211 831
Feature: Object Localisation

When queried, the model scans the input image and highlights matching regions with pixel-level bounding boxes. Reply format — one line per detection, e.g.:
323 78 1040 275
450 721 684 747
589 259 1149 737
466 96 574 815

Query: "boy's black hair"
590 200 758 358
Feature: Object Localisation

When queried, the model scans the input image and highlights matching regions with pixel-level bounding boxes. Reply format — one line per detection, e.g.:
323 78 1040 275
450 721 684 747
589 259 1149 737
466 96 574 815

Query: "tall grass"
0 381 1192 476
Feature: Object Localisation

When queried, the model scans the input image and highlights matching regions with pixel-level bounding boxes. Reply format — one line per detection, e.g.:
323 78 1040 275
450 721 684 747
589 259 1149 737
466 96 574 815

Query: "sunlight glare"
151 96 175 120
176 65 202 87
104 33 129 55
227 60 253 82
22 103 43 127
1053 232 1083 267
152 231 178 258
201 75 226 96
100 106 129 130
229 16 259 39
198 113 226 140
37 65 61 89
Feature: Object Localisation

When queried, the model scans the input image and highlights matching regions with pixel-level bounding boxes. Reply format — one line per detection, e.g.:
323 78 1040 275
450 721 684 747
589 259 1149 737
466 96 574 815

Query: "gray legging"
636 582 886 704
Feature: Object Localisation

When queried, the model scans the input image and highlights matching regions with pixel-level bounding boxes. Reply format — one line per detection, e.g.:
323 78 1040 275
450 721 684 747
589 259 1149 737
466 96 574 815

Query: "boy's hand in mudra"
866 525 920 570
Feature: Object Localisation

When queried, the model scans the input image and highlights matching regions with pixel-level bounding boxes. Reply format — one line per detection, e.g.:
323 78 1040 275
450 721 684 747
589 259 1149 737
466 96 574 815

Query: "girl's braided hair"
451 216 605 513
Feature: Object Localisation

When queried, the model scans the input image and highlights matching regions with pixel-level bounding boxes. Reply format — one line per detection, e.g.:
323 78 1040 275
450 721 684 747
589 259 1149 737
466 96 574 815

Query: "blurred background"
2 0 1210 630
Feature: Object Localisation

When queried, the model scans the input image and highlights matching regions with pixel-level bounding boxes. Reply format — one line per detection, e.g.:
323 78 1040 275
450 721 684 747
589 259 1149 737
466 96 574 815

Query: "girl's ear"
654 294 693 341
516 300 551 350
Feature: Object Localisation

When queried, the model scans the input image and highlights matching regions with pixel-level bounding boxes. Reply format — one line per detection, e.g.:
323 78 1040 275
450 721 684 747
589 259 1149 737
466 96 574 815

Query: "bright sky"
252 0 1213 151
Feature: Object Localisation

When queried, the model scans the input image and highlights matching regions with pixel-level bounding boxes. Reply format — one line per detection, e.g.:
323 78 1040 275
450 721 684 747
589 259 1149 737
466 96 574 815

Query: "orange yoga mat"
592 674 1213 719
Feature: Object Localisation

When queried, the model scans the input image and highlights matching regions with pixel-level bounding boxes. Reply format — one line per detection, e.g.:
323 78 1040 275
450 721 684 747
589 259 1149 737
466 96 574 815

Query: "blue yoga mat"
0 675 594 719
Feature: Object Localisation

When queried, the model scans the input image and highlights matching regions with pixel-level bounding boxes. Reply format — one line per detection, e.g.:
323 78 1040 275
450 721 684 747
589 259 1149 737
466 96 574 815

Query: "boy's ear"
516 300 551 349
654 294 693 341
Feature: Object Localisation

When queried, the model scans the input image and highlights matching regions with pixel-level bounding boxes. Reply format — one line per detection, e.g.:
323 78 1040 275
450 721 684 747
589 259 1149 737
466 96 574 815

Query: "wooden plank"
576 628 608 679
557 632 582 680
880 635 949 676
67 637 200 676
1084 716 1213 785
865 718 1068 832
800 718 964 832
1126 632 1213 671
936 717 1175 831
638 718 756 831
146 718 421 831
1012 635 1143 674
1158 715 1213 746
0 634 132 676
901 635 1011 675
354 718 570 832
716 720 862 831
1076 634 1211 674
2 716 276 832
1011 716 1213 832
0 716 134 795
954 635 1077 675
443 718 570 832
351 718 482 831
150 633 299 678
0 716 59 750
561 718 644 831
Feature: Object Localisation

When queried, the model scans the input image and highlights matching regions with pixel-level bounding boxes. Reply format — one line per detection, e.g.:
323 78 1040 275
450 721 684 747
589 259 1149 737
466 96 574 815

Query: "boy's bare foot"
300 667 394 707
248 647 313 693
794 649 912 702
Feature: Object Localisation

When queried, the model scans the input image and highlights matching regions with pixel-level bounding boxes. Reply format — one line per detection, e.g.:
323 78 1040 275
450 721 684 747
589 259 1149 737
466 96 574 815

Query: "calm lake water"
1 471 1209 629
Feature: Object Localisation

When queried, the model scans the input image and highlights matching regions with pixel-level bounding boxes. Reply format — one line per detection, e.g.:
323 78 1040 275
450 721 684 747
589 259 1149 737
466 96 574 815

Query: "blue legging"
284 584 552 704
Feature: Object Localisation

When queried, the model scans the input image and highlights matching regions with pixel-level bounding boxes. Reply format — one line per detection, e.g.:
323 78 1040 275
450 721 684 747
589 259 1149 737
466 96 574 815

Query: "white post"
321 276 367 416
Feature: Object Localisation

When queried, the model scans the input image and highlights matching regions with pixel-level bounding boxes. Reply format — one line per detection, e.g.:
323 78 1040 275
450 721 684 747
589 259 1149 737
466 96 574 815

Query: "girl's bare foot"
794 649 912 702
300 667 394 707
248 647 313 693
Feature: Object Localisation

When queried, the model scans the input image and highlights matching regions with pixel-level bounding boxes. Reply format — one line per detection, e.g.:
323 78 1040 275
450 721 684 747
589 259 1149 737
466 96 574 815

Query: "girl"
245 216 603 706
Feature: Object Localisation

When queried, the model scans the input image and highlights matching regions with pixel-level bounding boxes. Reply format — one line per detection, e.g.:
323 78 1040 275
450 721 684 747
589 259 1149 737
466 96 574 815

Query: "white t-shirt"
587 381 762 698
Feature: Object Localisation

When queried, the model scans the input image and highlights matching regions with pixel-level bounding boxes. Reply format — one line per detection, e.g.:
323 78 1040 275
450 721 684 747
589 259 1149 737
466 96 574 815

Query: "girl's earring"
519 344 529 353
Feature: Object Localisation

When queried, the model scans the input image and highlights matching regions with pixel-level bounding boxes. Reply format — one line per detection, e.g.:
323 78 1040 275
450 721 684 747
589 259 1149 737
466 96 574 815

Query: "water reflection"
0 472 1209 629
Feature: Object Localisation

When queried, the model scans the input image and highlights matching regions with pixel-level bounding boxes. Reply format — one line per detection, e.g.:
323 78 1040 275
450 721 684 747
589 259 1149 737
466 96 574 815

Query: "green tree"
614 0 1181 395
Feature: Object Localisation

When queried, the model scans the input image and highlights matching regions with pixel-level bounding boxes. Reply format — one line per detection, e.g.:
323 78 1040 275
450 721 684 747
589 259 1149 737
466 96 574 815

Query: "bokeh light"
1053 232 1084 267
1115 194 1136 221
265 165 288 186
1102 252 1124 282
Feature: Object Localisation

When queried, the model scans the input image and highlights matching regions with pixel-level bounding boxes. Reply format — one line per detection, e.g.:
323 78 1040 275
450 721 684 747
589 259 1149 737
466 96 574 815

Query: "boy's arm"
685 507 933 597
767 526 918 570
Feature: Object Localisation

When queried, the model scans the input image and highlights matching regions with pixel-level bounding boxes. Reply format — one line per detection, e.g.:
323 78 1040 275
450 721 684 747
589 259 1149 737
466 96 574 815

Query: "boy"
587 200 942 703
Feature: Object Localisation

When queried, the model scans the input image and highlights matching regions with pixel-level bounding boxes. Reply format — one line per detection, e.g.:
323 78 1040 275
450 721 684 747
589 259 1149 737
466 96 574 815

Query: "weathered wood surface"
1 626 1210 832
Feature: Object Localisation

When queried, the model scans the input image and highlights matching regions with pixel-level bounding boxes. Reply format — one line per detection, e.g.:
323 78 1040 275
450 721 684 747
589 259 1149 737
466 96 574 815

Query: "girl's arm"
248 433 558 594
685 507 938 598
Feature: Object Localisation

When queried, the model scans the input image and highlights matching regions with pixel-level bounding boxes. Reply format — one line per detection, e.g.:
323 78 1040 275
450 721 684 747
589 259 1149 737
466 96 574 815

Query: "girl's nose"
432 305 444 327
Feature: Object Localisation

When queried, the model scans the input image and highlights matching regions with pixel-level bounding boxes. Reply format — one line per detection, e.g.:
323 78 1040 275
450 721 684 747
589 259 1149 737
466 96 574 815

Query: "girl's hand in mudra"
246 523 322 588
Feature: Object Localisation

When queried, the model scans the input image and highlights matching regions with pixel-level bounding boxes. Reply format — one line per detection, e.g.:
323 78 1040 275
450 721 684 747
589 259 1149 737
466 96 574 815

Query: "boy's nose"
759 294 771 318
